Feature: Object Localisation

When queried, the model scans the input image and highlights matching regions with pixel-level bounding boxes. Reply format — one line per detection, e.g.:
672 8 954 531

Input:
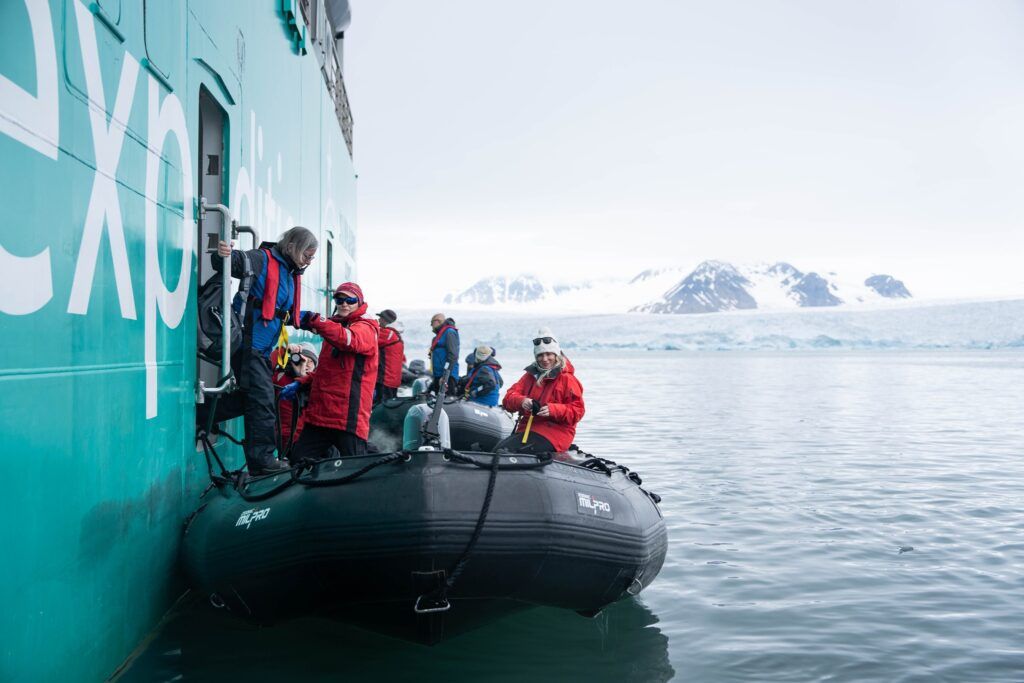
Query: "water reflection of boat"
118 595 674 682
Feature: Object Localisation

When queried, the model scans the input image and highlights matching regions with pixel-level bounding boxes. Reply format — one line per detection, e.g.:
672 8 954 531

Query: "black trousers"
493 432 554 454
197 352 278 471
430 376 458 395
374 384 398 405
291 424 367 463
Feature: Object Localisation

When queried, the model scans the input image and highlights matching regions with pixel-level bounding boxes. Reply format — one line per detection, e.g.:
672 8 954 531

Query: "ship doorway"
196 87 229 424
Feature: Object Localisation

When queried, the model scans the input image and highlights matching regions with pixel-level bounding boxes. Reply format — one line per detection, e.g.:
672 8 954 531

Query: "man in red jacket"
374 309 405 404
498 328 585 454
289 282 380 460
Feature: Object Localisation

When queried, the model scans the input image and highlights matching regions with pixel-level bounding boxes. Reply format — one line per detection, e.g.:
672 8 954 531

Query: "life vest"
463 364 497 396
429 324 455 353
259 248 301 325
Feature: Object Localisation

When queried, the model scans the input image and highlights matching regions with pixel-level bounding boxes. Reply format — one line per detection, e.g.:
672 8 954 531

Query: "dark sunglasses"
533 337 554 345
334 296 359 305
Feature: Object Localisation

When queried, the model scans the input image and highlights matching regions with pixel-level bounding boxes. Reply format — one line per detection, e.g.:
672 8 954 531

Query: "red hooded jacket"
501 356 585 452
377 326 405 389
270 347 314 446
301 304 380 440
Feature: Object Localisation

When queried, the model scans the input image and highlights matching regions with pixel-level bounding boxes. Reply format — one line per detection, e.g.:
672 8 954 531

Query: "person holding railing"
201 226 318 475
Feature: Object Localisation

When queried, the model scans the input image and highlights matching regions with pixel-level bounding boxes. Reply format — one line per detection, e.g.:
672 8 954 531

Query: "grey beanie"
298 342 319 366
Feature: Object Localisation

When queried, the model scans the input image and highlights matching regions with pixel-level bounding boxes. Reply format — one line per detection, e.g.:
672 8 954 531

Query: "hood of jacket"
261 243 302 275
466 351 501 370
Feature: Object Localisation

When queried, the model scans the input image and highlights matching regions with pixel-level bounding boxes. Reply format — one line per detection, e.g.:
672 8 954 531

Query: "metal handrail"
197 198 243 400
202 199 234 384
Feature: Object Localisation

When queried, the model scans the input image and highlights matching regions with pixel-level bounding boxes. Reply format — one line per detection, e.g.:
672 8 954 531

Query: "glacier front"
398 299 1024 353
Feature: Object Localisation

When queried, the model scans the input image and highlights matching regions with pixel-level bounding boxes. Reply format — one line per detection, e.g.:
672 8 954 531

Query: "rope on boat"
210 426 244 446
379 397 414 410
445 448 554 470
197 430 233 483
292 452 406 488
235 451 410 501
414 449 502 614
577 455 663 505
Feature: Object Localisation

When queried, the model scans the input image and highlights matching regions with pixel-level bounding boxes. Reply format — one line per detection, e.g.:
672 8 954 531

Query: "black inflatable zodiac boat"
180 447 666 644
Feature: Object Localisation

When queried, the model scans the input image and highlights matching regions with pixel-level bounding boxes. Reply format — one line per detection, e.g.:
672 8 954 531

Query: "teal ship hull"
0 1 355 680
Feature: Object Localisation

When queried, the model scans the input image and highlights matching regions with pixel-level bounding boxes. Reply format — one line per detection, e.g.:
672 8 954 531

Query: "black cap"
377 309 397 325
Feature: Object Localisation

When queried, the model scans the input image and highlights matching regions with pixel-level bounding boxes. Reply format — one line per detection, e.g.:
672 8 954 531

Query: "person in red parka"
289 282 379 460
374 308 405 404
272 342 318 454
497 327 585 454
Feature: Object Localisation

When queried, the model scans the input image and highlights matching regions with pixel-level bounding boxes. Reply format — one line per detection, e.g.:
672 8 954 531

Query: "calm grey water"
122 351 1024 682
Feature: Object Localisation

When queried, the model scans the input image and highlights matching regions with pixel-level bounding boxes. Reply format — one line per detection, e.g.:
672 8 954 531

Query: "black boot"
249 457 290 476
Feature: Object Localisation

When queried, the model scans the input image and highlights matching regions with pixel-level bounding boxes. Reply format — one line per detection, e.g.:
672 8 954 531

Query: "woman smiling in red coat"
497 328 584 454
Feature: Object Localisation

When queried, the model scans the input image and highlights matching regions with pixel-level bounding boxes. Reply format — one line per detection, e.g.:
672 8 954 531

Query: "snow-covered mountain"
636 261 756 314
443 274 549 305
864 274 912 299
444 262 913 314
635 261 912 314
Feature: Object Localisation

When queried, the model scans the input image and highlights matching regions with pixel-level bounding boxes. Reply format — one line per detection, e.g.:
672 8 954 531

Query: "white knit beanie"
533 327 561 357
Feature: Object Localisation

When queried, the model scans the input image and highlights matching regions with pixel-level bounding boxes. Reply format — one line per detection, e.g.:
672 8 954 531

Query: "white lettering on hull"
0 0 58 315
68 0 140 320
144 79 194 418
0 0 59 158
0 0 348 421
0 0 194 419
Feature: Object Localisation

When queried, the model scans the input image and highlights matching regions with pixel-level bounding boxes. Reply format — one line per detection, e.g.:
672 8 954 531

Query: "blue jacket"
215 247 299 358
463 357 502 407
430 321 459 380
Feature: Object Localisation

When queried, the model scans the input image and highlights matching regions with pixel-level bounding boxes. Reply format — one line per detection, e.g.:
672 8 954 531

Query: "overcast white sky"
345 1 1024 307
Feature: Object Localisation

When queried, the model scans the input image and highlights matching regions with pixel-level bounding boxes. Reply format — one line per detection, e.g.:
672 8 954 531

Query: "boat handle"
413 594 451 614
626 577 644 596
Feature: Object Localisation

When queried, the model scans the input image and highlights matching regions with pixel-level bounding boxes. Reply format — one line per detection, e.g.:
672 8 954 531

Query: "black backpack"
198 251 254 364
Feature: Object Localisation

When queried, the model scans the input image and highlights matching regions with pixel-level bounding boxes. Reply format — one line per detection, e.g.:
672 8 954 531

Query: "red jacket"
270 347 313 446
302 304 380 440
377 326 405 389
501 357 585 452
273 370 307 445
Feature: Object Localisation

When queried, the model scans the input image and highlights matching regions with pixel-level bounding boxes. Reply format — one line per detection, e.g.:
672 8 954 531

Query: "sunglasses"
334 296 359 305
533 337 554 345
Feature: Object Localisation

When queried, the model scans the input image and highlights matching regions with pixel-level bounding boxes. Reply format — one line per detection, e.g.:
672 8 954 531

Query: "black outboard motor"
401 359 430 387
442 401 514 451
